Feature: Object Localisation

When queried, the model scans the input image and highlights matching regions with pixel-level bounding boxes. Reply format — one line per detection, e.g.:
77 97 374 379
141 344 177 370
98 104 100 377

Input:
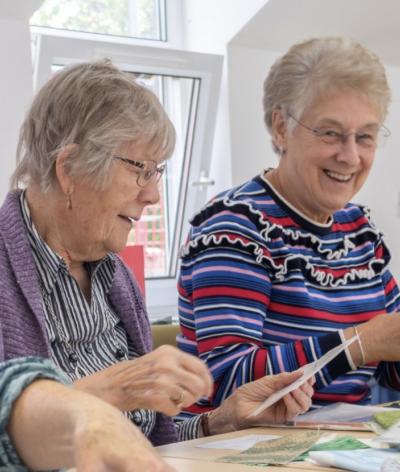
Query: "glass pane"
126 73 200 279
30 0 164 41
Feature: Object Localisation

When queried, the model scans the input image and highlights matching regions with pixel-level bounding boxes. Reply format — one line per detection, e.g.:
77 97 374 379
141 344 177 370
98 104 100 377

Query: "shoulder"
189 176 274 237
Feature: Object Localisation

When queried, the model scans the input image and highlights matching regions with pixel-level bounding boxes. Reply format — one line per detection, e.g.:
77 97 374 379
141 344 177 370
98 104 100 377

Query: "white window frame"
33 32 223 321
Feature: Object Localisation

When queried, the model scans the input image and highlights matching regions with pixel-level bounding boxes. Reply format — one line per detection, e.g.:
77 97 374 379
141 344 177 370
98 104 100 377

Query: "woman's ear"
54 144 79 195
271 108 288 155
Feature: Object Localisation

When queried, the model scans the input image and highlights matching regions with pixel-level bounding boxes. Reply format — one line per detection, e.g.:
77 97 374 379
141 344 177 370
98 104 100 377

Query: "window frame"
33 32 223 321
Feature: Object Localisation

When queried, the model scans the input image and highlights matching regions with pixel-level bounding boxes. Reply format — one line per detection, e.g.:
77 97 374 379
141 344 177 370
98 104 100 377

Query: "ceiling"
230 0 400 66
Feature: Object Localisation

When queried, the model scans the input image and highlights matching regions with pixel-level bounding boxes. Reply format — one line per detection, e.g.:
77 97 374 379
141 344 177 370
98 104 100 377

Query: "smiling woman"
177 37 400 422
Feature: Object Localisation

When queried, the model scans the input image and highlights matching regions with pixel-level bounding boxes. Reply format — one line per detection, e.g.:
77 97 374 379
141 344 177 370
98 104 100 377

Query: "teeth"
325 170 352 182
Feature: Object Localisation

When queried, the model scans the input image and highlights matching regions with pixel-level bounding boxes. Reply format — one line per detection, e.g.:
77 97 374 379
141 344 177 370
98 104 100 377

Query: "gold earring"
67 194 72 210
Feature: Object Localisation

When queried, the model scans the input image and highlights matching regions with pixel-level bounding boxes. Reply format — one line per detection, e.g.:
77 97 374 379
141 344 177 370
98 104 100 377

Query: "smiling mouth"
324 170 353 183
118 215 136 225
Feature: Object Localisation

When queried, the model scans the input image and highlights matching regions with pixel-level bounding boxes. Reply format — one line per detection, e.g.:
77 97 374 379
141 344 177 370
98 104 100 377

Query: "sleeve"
177 206 352 409
149 413 178 446
375 269 400 391
0 356 70 469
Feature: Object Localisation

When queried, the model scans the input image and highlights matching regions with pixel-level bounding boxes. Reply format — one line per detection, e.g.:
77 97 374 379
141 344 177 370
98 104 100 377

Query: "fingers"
179 351 214 397
152 345 213 399
264 369 303 392
125 346 212 414
282 383 313 419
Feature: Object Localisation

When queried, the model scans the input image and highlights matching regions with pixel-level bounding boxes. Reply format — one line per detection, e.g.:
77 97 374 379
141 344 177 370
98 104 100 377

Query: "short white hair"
263 37 391 154
12 59 176 191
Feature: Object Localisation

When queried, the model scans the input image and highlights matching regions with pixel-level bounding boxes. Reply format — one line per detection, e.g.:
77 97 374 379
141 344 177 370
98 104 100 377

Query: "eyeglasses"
288 113 390 149
113 156 166 187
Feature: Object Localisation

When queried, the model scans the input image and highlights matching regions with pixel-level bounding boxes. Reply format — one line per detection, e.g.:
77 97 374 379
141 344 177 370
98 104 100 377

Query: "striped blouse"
19 191 155 435
177 173 400 418
19 192 200 441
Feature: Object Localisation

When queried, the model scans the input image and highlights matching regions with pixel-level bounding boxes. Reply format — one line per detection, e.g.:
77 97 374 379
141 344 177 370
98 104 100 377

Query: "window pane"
126 73 200 279
30 0 165 41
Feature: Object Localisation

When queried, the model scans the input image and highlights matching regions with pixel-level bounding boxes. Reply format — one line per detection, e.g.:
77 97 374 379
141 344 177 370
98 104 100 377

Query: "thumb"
267 370 303 391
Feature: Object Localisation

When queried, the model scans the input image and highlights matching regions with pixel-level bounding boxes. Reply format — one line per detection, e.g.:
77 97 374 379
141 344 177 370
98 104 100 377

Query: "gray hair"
263 37 391 154
12 59 176 191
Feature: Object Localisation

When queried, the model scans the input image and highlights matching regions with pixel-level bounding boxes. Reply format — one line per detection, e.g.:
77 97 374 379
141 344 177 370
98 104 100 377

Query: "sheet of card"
195 434 280 450
249 335 357 418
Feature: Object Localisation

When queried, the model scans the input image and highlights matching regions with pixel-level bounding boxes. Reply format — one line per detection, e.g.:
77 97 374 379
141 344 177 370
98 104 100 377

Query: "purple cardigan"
0 191 177 446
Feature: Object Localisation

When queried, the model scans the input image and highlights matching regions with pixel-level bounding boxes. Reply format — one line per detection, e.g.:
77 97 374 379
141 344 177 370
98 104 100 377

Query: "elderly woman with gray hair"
0 59 313 470
177 37 400 421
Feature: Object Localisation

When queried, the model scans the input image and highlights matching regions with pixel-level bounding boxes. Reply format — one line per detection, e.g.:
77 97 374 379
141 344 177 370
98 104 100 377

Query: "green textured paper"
218 430 320 466
296 435 370 461
374 411 400 429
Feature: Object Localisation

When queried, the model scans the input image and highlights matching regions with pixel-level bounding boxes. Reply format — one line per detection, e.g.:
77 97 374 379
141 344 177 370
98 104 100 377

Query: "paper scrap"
249 335 357 417
196 434 280 450
298 402 393 424
218 430 320 466
309 449 400 472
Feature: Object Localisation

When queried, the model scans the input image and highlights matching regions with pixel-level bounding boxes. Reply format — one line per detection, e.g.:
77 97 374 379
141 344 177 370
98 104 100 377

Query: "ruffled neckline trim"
182 174 389 287
258 171 334 235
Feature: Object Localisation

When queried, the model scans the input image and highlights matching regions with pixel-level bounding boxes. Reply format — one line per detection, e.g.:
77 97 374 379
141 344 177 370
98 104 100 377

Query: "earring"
67 193 72 210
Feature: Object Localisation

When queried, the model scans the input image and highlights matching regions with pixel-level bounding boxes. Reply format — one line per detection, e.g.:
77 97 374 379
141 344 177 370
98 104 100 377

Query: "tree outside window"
31 0 165 41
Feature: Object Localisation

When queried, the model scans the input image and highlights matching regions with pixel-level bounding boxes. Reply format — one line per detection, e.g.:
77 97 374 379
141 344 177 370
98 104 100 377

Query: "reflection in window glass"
126 73 200 279
30 0 165 41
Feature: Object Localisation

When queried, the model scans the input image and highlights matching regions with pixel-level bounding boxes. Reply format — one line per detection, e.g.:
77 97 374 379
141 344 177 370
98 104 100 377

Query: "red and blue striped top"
177 173 400 417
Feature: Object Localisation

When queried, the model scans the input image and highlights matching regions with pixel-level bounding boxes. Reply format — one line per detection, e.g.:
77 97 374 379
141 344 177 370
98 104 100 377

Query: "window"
31 0 166 41
33 33 222 319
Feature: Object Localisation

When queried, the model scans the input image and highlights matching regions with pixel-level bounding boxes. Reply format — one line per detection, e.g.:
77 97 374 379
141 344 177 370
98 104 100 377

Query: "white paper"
195 434 280 450
379 421 400 445
249 335 357 417
297 402 393 423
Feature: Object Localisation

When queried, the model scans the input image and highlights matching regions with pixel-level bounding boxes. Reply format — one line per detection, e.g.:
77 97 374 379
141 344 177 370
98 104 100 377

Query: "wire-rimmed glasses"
113 156 166 187
288 113 391 149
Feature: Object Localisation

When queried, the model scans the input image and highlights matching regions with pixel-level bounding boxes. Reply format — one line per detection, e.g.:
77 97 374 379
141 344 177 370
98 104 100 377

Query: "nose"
138 178 160 206
337 134 360 165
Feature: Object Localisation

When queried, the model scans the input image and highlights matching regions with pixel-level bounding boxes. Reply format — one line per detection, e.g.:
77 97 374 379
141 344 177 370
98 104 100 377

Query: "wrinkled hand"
208 371 314 435
74 405 174 472
357 313 400 363
75 345 213 416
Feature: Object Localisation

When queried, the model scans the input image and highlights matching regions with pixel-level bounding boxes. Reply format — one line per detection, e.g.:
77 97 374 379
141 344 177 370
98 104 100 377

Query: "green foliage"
31 0 160 39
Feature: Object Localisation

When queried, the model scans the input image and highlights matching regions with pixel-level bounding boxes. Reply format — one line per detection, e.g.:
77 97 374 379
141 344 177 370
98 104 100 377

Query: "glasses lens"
378 126 391 147
137 161 157 187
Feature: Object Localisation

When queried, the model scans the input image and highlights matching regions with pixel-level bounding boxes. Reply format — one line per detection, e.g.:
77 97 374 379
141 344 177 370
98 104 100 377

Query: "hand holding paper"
249 335 358 418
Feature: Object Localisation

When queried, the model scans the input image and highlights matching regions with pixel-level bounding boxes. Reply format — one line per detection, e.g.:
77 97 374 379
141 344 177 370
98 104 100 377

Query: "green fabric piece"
374 411 400 429
296 435 370 461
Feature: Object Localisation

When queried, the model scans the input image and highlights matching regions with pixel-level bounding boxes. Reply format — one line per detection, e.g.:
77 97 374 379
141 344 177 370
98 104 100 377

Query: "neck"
265 168 331 225
25 186 85 270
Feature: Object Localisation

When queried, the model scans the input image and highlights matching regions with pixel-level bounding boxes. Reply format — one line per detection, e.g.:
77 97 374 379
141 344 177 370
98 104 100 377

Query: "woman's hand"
73 401 175 472
207 371 314 435
8 379 174 472
74 345 213 415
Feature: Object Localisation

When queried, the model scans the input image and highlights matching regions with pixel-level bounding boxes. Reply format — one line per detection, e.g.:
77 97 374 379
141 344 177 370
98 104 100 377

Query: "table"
157 425 377 471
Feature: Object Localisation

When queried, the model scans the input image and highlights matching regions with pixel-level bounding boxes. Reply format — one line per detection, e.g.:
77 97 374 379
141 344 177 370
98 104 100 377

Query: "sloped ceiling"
230 0 400 66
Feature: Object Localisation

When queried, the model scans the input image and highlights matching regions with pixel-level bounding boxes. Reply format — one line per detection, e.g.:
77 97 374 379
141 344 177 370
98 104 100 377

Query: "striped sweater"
177 173 400 416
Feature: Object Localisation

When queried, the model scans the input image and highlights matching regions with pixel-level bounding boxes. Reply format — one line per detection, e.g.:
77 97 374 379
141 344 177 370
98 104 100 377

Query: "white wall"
0 1 42 201
228 46 279 184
